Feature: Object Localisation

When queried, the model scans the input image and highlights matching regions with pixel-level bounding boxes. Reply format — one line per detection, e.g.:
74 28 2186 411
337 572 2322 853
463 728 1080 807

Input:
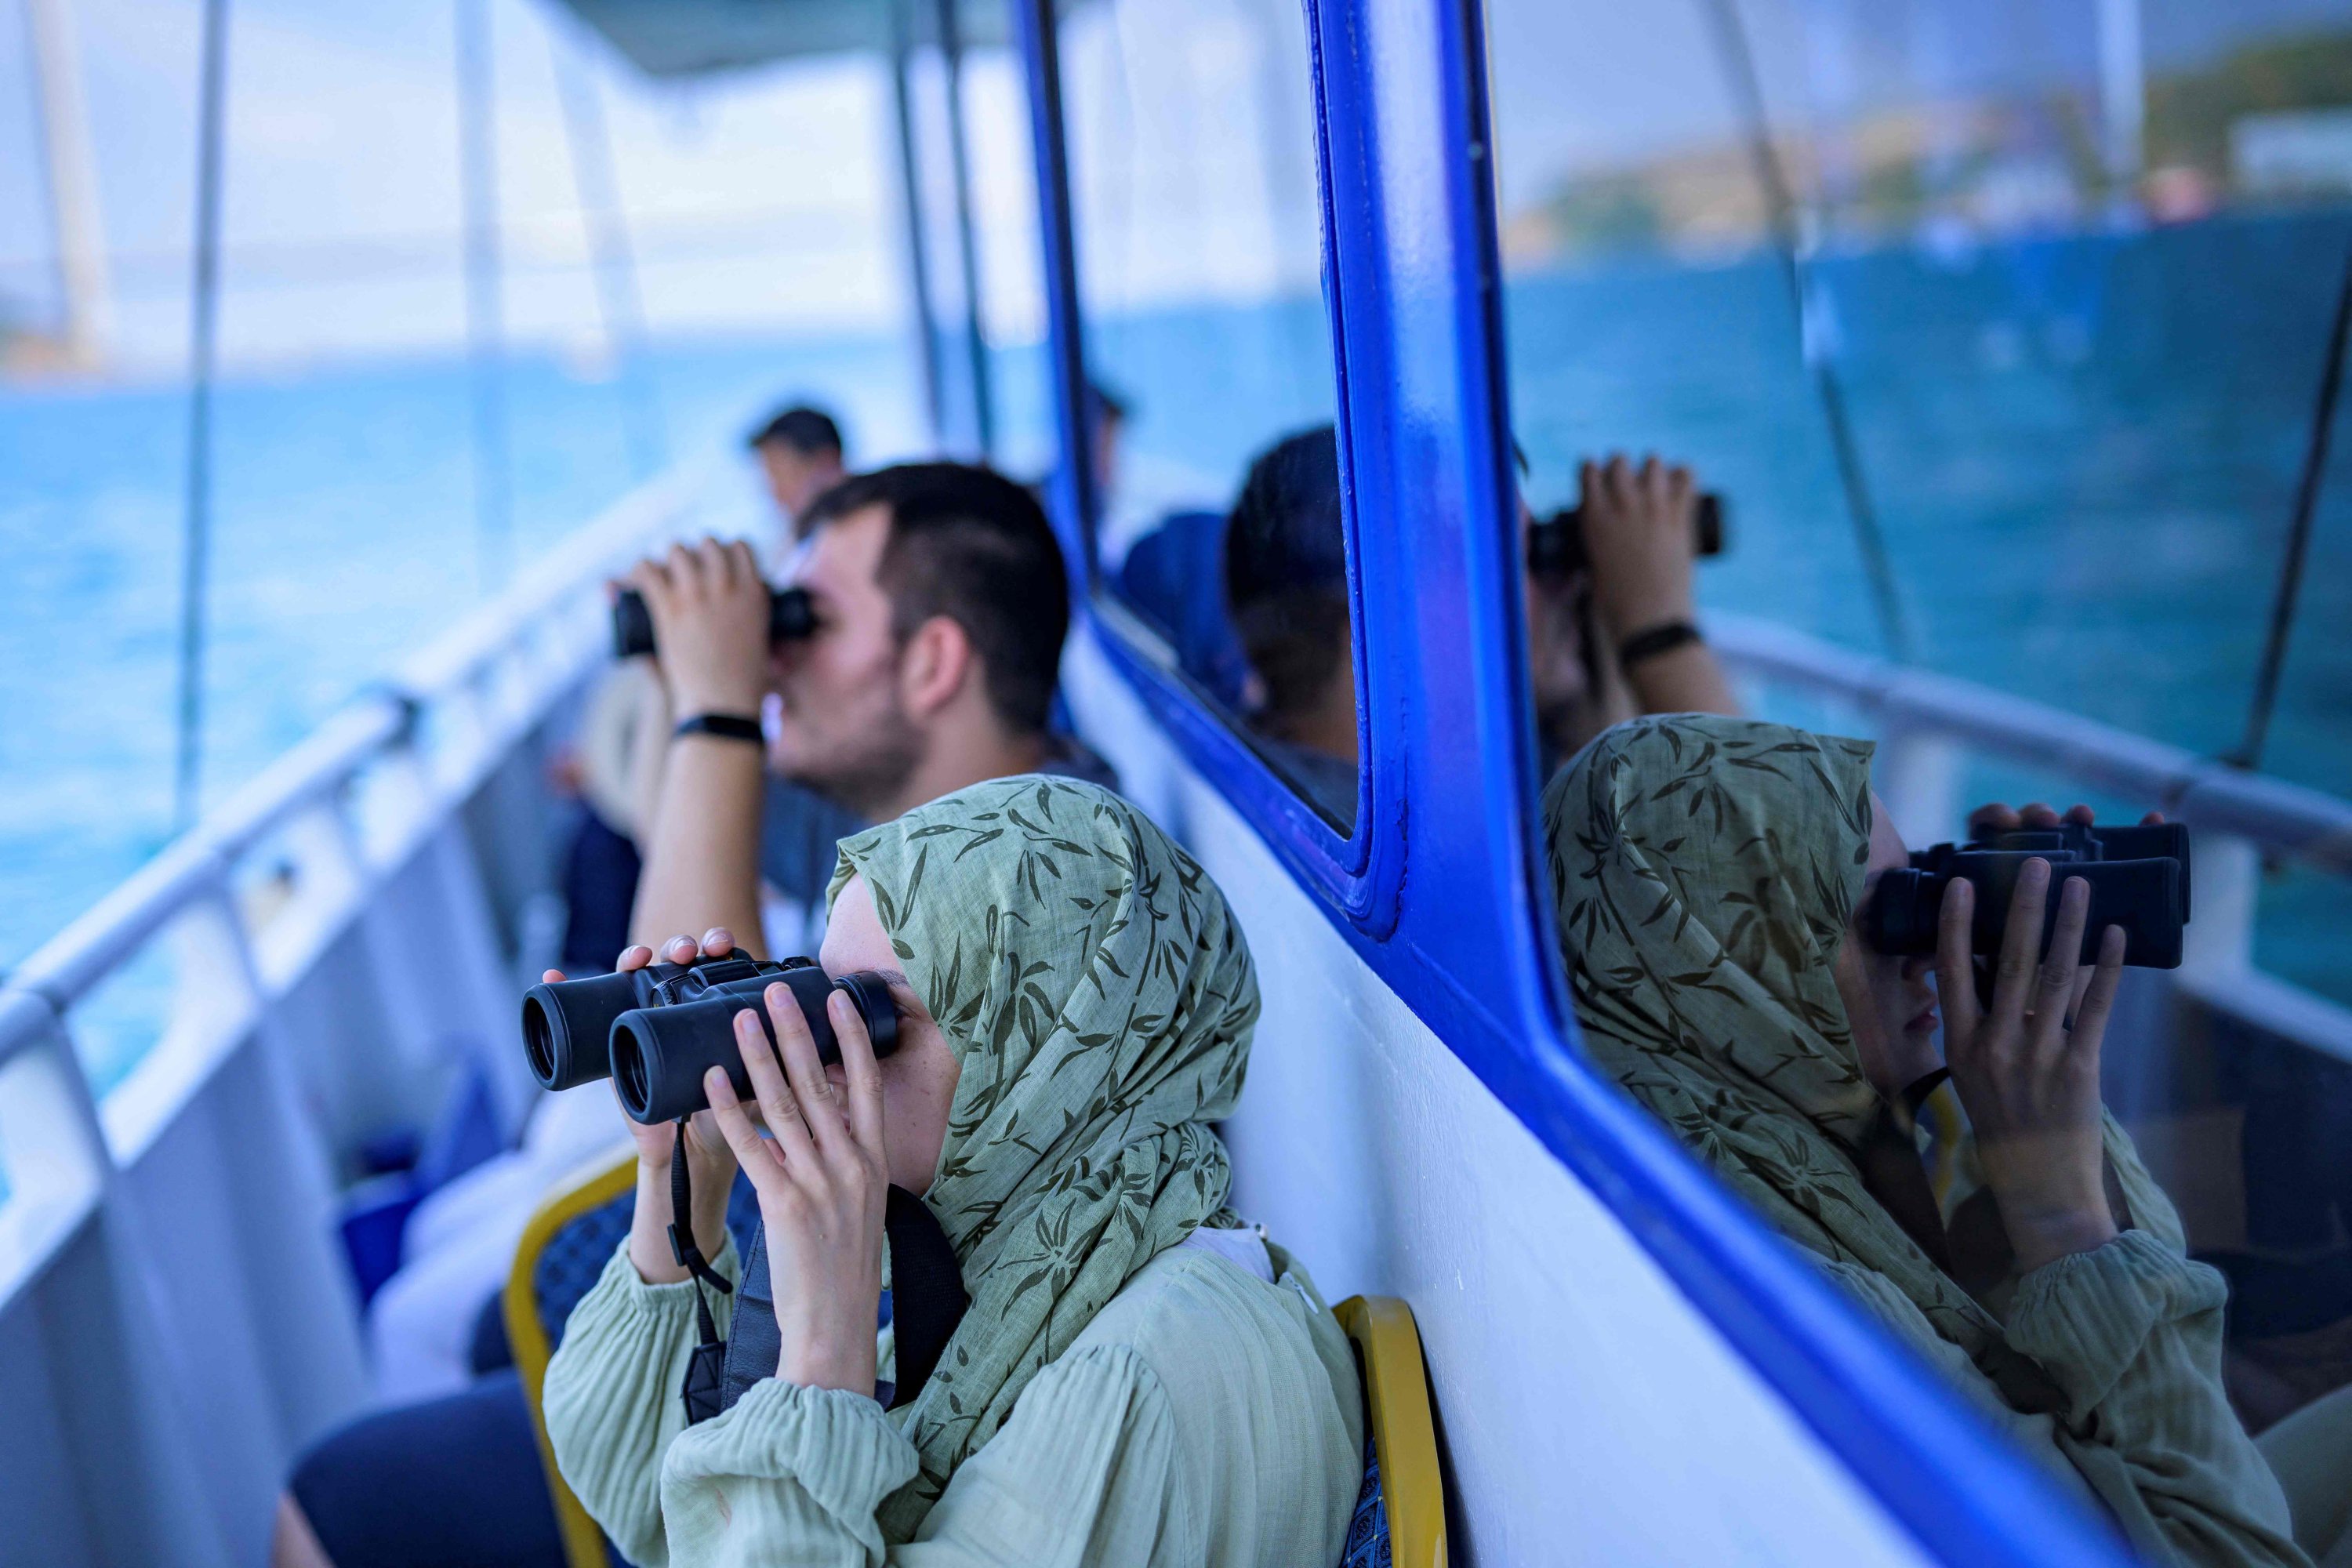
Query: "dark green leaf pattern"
1540 717 2064 1406
826 775 1258 1541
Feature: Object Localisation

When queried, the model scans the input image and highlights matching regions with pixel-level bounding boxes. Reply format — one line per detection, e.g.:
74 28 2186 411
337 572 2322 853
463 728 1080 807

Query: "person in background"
1527 454 1740 766
748 403 848 524
1220 426 1359 815
1087 379 1128 517
1543 712 2348 1568
624 460 1112 958
1218 426 1738 818
556 401 851 968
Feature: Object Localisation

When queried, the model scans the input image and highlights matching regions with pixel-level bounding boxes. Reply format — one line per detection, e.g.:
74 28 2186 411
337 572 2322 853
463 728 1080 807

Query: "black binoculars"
1528 492 1726 579
1863 820 2193 969
611 585 817 660
521 953 898 1123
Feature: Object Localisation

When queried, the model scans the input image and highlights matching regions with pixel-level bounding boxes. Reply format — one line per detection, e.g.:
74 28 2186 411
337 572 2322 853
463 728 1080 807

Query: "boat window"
1057 0 1359 830
1486 0 2352 1451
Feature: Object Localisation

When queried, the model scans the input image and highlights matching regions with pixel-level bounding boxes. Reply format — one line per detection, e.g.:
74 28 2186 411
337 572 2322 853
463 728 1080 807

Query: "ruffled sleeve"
543 1236 741 1568
2005 1230 2308 1568
658 1341 1184 1568
1818 1235 2312 1568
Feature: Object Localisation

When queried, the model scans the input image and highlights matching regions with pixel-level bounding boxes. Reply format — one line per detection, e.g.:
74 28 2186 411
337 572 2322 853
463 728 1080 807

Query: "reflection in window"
1058 0 1358 828
1489 0 2352 1505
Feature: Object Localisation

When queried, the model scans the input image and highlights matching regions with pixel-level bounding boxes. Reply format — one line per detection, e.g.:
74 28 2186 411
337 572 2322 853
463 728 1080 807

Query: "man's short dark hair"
1224 425 1349 723
747 405 844 457
799 463 1070 736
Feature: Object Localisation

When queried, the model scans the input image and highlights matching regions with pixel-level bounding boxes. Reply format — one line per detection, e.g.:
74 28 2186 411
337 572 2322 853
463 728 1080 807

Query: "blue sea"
3 208 2347 1091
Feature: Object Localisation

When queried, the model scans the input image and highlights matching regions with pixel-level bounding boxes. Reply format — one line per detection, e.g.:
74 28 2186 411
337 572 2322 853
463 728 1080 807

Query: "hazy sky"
0 0 953 368
6 0 2345 372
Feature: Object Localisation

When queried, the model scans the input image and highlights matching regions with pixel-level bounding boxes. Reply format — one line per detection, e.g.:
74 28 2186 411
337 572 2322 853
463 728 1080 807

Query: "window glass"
1058 0 1358 829
1488 0 2352 1449
898 0 1058 476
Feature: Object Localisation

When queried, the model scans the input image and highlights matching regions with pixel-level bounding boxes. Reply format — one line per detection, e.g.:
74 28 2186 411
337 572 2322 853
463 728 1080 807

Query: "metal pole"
456 0 511 591
890 0 946 448
1012 0 1097 576
23 0 113 368
2227 235 2352 771
173 0 230 831
551 25 666 481
2096 0 2143 203
936 0 996 459
1700 0 1912 664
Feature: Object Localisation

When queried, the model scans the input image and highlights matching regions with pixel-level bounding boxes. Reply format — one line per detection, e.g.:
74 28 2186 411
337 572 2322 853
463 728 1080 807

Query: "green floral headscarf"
1542 714 2197 1548
828 774 1258 1538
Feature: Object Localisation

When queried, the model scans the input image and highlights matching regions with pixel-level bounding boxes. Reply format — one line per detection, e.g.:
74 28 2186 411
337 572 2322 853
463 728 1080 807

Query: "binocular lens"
518 967 638 1092
608 966 900 1124
521 993 557 1084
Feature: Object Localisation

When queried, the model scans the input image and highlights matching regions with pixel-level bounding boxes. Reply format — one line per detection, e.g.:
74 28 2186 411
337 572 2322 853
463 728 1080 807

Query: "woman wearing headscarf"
1544 713 2336 1568
542 775 1363 1565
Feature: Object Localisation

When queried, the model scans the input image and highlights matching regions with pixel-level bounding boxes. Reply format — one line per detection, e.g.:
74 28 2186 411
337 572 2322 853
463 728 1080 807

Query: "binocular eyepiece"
521 953 898 1123
612 585 817 661
1863 820 2193 969
1529 492 1726 579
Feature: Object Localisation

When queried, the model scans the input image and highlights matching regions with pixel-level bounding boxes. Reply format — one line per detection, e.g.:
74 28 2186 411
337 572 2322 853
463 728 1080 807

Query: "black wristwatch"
672 713 764 745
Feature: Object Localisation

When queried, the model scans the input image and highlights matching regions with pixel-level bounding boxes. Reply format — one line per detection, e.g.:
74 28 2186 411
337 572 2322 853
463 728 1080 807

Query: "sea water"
2 208 2347 1100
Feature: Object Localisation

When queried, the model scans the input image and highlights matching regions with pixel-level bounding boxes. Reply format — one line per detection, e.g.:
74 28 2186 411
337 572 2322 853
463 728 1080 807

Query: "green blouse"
543 1235 1364 1567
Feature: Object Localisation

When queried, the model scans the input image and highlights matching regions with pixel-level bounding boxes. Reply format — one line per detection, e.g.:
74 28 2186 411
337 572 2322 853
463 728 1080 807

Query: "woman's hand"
546 928 742 1283
706 980 888 1396
1962 801 2165 1018
1936 858 2126 1273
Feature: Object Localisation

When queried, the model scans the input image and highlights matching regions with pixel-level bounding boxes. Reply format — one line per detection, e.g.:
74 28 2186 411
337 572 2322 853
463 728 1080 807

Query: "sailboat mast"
23 0 113 369
2096 0 2144 201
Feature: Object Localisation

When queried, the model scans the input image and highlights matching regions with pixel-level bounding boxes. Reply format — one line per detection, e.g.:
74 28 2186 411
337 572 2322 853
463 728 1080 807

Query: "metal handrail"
5 556 2346 1078
1710 612 2352 873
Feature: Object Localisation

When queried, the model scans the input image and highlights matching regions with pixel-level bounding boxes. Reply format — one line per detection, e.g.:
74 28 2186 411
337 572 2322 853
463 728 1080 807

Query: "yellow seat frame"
505 1150 639 1568
1334 1294 1449 1568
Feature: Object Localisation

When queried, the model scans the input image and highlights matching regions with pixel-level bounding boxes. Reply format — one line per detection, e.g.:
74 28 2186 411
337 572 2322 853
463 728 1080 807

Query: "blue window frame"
1033 0 1395 929
1014 1 2136 1564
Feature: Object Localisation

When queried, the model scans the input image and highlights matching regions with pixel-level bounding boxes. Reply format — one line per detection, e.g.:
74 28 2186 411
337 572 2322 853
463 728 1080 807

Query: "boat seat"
503 1151 759 1568
1334 1294 1449 1568
507 1167 1444 1568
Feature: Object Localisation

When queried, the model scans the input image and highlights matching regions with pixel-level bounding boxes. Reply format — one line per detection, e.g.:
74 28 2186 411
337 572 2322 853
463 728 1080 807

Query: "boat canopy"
554 0 1023 77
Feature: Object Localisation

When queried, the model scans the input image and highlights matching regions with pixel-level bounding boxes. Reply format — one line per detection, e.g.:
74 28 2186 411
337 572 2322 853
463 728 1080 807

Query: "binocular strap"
710 1185 972 1421
669 1119 735 1428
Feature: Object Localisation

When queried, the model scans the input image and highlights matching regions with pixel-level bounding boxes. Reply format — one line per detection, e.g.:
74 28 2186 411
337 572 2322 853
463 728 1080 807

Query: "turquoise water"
1499 210 2352 1002
0 332 926 1087
3 207 2348 1091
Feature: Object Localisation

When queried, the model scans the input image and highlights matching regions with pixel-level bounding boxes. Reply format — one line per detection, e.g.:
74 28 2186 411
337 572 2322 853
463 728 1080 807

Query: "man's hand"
1965 800 2166 840
1936 862 2125 1274
626 537 772 717
1580 453 1700 639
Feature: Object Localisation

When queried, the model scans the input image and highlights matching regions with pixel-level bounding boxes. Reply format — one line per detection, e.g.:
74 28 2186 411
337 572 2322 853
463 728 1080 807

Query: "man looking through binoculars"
622 462 1109 960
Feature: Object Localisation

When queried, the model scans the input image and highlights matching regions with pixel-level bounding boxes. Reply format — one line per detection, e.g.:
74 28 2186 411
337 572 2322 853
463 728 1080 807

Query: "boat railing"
0 468 707 1566
1712 612 2352 1063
